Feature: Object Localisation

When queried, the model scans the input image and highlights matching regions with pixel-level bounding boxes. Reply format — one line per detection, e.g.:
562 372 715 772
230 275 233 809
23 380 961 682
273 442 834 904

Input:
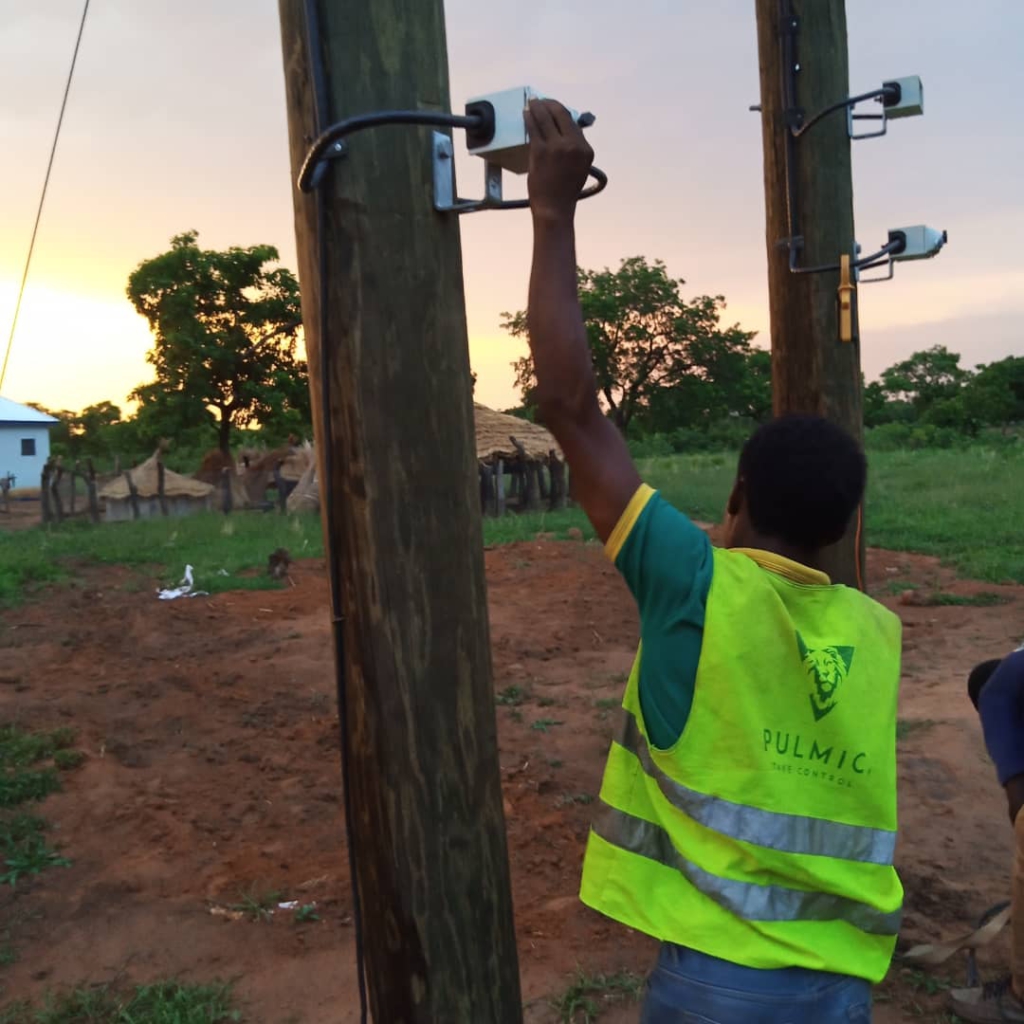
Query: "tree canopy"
502 256 763 436
127 231 309 452
878 345 970 411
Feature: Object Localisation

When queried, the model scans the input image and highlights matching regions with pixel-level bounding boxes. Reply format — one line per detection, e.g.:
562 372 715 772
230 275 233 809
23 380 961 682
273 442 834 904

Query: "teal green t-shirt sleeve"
611 488 713 750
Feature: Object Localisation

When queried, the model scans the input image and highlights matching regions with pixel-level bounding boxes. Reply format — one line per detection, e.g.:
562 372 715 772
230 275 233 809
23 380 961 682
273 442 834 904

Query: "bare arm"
1007 775 1024 824
525 100 641 543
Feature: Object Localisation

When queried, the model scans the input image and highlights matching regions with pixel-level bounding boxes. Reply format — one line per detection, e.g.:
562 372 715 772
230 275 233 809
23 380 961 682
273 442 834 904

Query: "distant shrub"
866 423 963 452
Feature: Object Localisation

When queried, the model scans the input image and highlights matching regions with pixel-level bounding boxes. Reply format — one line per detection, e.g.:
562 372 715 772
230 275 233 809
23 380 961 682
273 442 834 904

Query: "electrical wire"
787 237 903 276
301 2 368 1022
790 85 895 139
300 109 480 192
0 0 91 393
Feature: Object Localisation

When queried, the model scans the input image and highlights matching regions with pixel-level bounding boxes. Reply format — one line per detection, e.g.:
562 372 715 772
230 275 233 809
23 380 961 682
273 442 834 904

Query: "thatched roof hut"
265 411 565 519
473 404 561 463
195 449 251 510
286 458 319 515
239 442 314 506
99 451 214 522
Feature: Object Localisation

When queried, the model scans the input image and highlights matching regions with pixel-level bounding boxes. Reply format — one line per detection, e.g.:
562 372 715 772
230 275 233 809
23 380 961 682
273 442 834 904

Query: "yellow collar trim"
732 548 831 586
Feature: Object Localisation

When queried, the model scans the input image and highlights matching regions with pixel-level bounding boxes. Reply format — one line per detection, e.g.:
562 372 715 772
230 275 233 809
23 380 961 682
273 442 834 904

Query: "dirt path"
0 539 1020 1022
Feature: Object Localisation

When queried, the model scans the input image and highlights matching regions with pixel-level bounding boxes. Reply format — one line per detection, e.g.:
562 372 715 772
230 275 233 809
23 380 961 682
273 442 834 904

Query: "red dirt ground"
0 535 1020 1022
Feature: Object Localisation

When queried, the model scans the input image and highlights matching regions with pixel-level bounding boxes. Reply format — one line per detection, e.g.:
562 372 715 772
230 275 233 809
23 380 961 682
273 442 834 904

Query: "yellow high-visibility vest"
580 546 903 983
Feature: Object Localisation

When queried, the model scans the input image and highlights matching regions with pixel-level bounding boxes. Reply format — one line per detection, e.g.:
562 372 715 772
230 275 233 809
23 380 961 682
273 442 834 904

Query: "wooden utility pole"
277 3 522 1022
755 0 864 587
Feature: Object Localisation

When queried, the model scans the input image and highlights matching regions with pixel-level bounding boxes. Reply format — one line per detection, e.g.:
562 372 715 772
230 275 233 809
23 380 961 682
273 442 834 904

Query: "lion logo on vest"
796 633 855 722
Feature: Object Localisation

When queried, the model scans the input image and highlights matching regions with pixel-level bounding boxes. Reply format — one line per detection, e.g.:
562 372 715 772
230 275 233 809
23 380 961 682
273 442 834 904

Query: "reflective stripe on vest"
616 710 897 866
593 804 902 937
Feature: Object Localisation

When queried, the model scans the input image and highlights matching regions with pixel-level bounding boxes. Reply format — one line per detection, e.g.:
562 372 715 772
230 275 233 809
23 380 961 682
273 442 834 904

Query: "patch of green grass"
897 719 937 741
642 447 1024 584
0 981 239 1024
863 447 1024 583
231 887 282 923
547 759 564 769
537 696 558 708
496 685 527 706
531 718 564 733
550 969 644 1024
0 512 323 608
482 510 596 547
0 768 61 808
883 579 920 595
593 698 619 712
53 749 86 771
509 709 524 724
9 446 1024 609
0 945 17 967
295 903 320 924
557 793 594 807
0 726 75 768
924 591 1009 607
0 814 70 887
899 967 952 996
0 726 79 809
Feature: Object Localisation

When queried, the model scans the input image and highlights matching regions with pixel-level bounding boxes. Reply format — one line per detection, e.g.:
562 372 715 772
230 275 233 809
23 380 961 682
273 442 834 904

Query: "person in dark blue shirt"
949 651 1024 1022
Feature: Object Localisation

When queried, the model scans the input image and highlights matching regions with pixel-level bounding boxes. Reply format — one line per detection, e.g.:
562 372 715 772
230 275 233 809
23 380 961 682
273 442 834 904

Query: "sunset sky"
1 1 1022 415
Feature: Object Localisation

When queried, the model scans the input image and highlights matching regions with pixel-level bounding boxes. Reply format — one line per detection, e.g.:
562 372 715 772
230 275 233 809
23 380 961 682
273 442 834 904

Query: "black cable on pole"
298 109 608 207
0 0 91 393
301 2 369 1022
790 86 895 139
788 237 903 276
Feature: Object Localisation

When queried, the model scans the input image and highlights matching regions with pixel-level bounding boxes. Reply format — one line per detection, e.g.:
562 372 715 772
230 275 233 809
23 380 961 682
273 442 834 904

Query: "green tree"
502 256 757 435
73 402 123 458
879 345 971 413
127 231 307 453
641 344 771 435
863 380 914 427
963 356 1024 427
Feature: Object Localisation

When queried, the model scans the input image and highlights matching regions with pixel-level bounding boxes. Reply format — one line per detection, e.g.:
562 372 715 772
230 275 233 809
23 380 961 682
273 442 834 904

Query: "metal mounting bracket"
857 260 895 284
848 105 889 141
432 132 507 214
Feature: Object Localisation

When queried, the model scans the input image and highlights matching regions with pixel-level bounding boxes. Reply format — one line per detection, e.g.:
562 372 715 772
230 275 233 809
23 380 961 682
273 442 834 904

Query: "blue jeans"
640 943 872 1024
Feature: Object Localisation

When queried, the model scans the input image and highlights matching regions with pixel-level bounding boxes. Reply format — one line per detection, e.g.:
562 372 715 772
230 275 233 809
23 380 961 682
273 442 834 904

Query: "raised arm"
524 99 641 544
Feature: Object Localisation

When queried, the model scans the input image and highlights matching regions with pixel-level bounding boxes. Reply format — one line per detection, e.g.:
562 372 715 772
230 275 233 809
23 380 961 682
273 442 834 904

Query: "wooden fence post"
50 465 64 524
40 463 52 524
494 458 506 517
526 463 541 511
124 471 141 520
480 463 494 516
272 461 288 514
0 474 11 515
549 452 567 511
69 462 78 517
157 459 169 516
220 467 233 515
86 461 99 524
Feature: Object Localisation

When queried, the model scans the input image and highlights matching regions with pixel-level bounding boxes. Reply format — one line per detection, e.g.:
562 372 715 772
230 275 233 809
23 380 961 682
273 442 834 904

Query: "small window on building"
21 438 36 457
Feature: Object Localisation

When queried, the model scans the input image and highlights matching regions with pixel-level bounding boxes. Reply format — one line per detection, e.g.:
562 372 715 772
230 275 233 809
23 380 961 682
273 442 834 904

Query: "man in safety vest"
948 653 1024 1022
524 98 903 1022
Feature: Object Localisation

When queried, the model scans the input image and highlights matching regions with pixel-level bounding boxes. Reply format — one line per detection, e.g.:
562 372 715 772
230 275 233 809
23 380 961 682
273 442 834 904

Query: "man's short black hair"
968 659 1003 710
737 414 866 550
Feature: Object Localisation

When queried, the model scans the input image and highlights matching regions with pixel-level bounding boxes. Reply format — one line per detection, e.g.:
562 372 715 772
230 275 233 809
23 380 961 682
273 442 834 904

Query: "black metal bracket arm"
298 107 608 215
